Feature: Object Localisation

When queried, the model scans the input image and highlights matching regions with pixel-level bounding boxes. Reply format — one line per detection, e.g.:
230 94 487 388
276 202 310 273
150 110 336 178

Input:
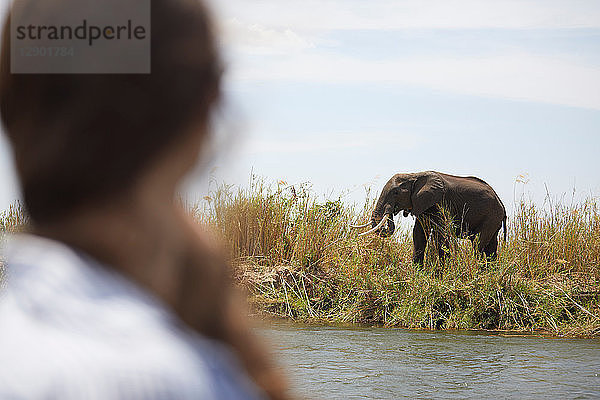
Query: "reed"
0 201 28 282
0 201 27 234
1 180 598 336
196 177 600 337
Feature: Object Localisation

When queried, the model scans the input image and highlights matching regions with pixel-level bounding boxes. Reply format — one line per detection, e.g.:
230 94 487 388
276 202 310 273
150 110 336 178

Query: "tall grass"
0 201 27 234
1 182 598 336
196 178 600 336
0 201 28 282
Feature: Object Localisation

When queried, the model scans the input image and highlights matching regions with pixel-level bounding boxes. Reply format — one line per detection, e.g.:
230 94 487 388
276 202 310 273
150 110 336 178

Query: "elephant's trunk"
372 190 389 218
359 214 393 237
383 217 395 237
370 203 395 237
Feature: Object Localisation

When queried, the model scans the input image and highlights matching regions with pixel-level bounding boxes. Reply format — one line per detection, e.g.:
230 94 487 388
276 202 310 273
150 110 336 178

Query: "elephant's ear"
411 172 445 216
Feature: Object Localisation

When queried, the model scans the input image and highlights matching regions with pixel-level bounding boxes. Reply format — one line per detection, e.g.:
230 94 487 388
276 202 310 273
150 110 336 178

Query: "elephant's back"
441 175 505 221
437 172 491 189
442 174 493 196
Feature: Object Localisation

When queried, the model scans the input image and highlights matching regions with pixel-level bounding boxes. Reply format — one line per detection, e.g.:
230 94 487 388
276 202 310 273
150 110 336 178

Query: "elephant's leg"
412 221 427 265
426 227 444 262
468 235 478 256
437 233 450 262
477 226 498 260
483 233 499 260
431 215 450 263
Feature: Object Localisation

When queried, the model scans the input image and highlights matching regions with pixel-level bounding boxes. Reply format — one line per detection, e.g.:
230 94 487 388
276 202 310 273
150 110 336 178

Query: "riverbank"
2 180 599 337
196 179 600 337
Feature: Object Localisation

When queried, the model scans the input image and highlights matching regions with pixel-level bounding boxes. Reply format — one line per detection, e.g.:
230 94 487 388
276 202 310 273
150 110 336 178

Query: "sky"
1 0 600 218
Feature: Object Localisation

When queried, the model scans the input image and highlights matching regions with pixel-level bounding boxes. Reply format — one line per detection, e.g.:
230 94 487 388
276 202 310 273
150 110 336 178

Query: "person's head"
0 0 222 225
0 2 292 399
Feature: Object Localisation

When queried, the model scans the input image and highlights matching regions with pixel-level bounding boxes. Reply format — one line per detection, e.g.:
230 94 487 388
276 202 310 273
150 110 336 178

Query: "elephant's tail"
502 216 507 241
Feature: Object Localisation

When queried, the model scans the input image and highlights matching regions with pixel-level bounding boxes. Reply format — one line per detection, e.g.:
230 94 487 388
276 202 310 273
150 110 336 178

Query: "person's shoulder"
0 234 264 400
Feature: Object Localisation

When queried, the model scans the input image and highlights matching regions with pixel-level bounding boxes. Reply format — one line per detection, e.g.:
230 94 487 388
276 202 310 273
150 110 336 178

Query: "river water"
260 321 600 399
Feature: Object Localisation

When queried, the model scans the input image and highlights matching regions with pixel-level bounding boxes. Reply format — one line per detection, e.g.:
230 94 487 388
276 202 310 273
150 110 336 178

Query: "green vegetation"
2 181 598 337
195 178 600 337
0 201 28 282
0 201 27 234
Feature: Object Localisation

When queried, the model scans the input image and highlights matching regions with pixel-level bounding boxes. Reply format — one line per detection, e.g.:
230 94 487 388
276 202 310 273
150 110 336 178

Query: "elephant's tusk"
358 215 390 237
349 222 371 229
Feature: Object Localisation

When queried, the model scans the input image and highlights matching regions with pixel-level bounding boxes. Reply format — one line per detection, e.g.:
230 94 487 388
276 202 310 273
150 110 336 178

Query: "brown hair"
0 1 290 399
1 0 221 223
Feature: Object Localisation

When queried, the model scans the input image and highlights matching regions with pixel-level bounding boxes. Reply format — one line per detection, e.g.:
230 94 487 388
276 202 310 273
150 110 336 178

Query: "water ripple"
261 322 600 399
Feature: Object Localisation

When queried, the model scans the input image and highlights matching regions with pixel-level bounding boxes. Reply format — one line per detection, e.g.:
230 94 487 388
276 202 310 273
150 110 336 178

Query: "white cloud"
210 0 600 31
211 0 600 110
243 131 422 155
230 52 600 110
220 18 314 55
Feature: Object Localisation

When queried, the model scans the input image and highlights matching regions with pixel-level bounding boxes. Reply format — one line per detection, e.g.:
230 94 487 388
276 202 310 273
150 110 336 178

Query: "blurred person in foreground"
0 0 291 399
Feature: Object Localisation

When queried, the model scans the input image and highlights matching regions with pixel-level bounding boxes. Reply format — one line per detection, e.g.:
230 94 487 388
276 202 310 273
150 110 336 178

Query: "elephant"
358 171 506 265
